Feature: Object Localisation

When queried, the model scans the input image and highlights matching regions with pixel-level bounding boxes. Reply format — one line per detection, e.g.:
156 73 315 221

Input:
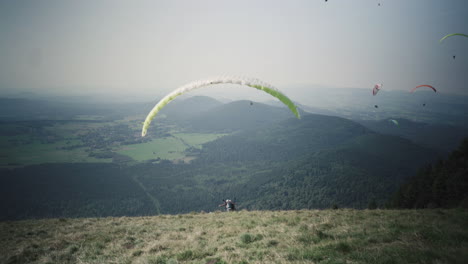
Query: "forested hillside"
358 118 468 154
0 163 158 220
183 100 296 133
0 112 442 220
391 138 468 209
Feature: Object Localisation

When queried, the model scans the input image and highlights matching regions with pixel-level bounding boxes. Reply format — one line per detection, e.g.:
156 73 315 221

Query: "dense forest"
391 138 468 209
2 97 467 220
0 113 444 220
0 163 158 220
358 118 468 154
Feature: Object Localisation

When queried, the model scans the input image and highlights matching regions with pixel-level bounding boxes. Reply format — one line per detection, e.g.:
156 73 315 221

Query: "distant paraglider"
389 119 399 126
372 83 382 96
410 85 437 93
439 33 468 43
440 33 467 60
372 84 382 109
141 76 300 137
411 85 436 107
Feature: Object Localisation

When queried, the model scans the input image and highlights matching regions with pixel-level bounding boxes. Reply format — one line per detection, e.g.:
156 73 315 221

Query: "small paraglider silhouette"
250 101 253 106
389 119 399 126
410 85 436 108
410 85 436 93
453 55 456 60
374 105 379 108
378 3 381 6
372 83 382 96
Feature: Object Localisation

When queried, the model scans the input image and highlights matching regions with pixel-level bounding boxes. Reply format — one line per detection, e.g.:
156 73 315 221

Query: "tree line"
391 138 468 209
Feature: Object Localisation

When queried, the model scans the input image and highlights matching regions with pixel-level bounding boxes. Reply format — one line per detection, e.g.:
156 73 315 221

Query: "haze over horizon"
1 0 468 101
1 3 468 262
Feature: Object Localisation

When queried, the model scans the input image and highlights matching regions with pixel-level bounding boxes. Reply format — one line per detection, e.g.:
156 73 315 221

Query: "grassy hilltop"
2 209 468 264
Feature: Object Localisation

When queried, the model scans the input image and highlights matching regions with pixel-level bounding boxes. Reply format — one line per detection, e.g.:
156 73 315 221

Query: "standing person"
219 199 236 211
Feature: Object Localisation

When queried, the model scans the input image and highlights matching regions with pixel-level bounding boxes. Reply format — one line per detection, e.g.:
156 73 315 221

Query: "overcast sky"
1 0 467 100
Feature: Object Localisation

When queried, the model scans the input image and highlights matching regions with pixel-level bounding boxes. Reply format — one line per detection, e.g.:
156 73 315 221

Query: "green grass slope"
1 209 467 264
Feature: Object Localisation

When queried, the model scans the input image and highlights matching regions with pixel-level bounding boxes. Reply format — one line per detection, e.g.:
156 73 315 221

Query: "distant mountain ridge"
159 96 223 120
358 118 468 154
184 100 297 132
197 114 371 162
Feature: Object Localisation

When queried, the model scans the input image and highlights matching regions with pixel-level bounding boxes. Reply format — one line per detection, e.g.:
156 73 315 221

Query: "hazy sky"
1 0 467 100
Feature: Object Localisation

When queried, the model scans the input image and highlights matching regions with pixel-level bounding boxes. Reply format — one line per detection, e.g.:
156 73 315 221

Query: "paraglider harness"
219 199 236 211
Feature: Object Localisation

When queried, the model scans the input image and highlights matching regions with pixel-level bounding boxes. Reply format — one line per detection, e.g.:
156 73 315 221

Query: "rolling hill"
182 100 297 133
358 118 468 154
0 102 443 220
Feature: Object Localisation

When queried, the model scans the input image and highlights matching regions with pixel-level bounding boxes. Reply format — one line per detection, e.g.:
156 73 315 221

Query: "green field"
0 139 111 166
72 115 107 121
1 209 467 264
43 121 112 137
116 133 227 162
117 137 188 161
0 122 115 167
173 133 227 149
0 120 227 167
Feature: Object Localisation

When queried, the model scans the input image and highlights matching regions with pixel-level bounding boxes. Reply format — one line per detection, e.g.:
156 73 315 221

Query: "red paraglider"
410 85 436 93
373 83 382 96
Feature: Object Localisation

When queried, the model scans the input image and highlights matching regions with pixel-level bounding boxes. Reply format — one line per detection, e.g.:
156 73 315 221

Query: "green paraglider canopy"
389 119 399 126
141 76 300 137
440 33 468 43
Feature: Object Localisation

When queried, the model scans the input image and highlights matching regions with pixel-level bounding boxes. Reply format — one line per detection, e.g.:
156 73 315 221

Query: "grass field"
43 121 112 137
0 139 111 167
173 133 227 149
0 122 115 167
0 120 226 167
117 137 188 161
117 133 226 162
1 209 467 264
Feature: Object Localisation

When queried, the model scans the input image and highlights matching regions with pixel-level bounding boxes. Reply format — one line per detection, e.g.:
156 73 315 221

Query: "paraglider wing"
372 83 382 96
389 119 399 126
410 85 437 93
247 83 300 119
439 33 468 43
141 76 300 137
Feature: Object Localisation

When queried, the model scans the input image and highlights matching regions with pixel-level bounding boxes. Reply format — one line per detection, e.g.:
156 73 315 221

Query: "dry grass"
1 209 467 264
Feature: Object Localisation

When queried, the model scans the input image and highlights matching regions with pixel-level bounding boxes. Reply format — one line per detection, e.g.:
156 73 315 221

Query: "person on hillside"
219 199 236 211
